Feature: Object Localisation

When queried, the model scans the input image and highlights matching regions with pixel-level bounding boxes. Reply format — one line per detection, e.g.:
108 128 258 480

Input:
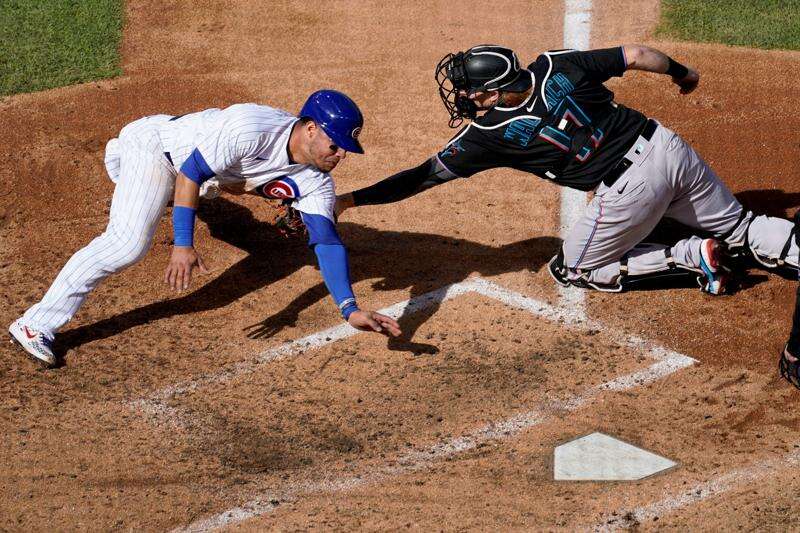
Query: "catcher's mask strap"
447 51 470 91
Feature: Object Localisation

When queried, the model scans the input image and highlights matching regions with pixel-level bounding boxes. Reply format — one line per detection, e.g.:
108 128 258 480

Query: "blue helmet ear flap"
299 90 364 154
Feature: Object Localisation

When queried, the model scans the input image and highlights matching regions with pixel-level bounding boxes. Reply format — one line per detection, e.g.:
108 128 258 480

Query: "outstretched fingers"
372 312 401 337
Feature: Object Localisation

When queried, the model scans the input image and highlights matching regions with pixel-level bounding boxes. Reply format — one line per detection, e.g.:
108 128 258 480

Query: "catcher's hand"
673 67 699 95
273 201 307 239
779 346 800 390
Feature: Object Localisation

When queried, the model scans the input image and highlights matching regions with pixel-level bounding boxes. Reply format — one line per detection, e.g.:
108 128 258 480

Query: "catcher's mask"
435 44 532 128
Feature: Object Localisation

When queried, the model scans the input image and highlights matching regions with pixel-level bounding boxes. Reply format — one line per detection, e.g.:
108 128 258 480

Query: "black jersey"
435 47 648 191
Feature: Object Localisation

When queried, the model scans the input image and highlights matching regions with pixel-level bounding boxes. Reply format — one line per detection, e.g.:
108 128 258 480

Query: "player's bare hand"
334 193 355 219
165 246 208 291
347 310 402 336
673 68 699 94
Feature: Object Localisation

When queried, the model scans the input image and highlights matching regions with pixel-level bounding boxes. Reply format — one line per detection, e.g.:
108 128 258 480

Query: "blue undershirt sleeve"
314 243 358 319
179 148 216 185
301 212 359 319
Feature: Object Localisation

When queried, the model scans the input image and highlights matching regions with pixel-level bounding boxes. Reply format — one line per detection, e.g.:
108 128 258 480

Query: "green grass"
0 0 123 96
657 0 800 51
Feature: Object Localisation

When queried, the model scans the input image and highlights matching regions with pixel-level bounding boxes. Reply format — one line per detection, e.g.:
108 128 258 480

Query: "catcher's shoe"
698 238 727 295
547 252 570 287
8 319 56 368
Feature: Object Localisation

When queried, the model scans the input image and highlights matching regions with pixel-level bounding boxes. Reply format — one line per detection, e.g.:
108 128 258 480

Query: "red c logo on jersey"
261 179 296 199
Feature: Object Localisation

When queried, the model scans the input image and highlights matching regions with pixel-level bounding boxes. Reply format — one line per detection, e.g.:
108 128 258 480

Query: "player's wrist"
340 298 359 320
665 57 689 79
172 205 196 247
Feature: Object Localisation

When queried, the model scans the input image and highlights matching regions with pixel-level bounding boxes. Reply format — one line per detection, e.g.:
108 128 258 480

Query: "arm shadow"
248 221 561 355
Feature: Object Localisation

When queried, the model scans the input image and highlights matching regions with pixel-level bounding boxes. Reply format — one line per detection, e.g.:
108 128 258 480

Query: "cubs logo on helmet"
259 178 300 199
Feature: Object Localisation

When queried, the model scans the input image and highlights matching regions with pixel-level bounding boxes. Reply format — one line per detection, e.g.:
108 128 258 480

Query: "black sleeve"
434 125 499 178
788 216 800 354
351 157 460 206
560 47 627 83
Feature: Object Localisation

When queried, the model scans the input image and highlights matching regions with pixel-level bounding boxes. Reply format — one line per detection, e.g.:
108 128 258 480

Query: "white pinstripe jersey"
158 103 335 220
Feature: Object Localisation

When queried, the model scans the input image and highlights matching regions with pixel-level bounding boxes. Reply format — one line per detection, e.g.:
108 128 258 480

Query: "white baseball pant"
22 115 176 337
563 122 798 287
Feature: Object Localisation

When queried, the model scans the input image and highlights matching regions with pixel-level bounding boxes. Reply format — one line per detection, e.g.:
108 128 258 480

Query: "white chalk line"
593 447 800 531
134 278 692 414
157 277 696 531
557 0 592 312
133 277 694 433
172 353 694 533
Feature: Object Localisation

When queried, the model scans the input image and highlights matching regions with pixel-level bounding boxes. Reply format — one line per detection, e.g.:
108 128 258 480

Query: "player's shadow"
55 197 559 357
55 198 309 356
734 189 800 218
245 224 559 355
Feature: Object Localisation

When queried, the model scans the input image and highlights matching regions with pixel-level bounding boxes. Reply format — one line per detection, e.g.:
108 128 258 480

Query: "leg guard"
547 247 623 292
548 243 711 293
718 209 798 271
620 248 701 291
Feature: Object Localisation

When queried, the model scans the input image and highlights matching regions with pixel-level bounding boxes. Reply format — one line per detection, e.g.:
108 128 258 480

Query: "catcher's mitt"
779 346 800 390
273 201 307 240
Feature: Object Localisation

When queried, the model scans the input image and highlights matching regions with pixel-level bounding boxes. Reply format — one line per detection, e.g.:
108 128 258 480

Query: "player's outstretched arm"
304 211 401 337
165 172 209 291
336 156 458 217
622 45 699 94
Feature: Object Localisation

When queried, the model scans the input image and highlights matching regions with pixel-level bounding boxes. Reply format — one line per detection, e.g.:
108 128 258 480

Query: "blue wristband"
173 206 196 247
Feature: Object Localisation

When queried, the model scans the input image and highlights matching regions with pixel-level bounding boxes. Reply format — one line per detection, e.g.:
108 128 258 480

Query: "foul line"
173 346 693 532
558 0 592 311
593 447 800 531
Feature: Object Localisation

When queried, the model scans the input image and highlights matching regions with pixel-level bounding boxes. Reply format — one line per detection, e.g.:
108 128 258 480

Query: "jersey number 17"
538 96 604 162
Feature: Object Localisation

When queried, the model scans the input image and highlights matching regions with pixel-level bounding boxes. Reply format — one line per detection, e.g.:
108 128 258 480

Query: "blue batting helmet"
299 90 364 154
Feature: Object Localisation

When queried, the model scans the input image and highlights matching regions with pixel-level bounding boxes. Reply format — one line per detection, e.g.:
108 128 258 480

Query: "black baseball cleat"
547 252 570 287
779 345 800 390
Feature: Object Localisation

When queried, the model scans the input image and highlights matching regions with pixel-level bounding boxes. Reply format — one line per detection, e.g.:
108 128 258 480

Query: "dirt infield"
2 0 799 530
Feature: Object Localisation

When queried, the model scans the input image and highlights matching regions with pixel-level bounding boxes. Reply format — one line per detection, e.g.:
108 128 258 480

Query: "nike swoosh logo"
617 183 627 194
23 327 37 339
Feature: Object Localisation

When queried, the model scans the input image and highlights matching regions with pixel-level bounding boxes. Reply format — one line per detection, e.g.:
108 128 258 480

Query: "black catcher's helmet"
435 44 532 127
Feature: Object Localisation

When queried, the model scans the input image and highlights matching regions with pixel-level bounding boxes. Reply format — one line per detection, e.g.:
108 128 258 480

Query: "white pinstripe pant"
22 115 176 337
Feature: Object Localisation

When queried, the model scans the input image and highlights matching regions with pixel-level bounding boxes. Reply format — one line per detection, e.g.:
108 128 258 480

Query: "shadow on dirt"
55 197 561 358
242 219 561 356
57 189 798 360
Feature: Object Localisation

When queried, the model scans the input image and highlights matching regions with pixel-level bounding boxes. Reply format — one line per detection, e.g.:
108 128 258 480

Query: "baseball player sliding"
336 44 798 296
9 90 401 368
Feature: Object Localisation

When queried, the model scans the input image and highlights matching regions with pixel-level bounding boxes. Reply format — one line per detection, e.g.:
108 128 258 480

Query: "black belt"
601 118 658 187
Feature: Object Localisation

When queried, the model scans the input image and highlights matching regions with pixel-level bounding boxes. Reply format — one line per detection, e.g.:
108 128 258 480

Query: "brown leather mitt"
273 202 308 240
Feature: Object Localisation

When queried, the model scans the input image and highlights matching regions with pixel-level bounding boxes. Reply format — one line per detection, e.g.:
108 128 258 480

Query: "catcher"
335 44 799 295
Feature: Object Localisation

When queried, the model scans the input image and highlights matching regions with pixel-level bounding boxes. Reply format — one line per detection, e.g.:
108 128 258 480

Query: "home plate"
554 432 677 481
